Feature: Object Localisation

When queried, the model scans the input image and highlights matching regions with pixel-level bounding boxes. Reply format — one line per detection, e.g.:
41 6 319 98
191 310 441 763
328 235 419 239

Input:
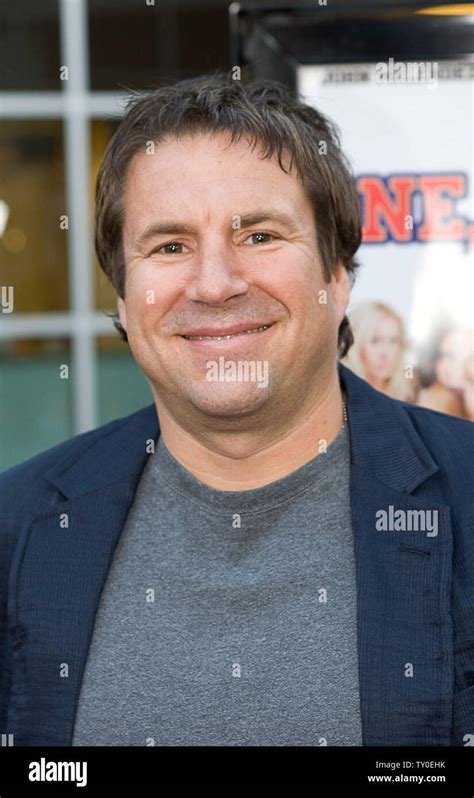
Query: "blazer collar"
44 404 160 500
339 363 439 493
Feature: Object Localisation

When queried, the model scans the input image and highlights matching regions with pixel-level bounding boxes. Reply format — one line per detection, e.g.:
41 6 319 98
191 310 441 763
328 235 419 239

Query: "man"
0 74 473 747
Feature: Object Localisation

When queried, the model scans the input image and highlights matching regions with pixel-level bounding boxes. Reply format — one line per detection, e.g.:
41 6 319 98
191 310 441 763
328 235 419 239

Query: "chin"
186 384 271 418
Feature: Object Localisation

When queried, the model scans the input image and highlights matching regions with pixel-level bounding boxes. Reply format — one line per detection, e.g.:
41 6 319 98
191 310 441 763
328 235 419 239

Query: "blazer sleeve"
0 515 16 735
451 492 474 746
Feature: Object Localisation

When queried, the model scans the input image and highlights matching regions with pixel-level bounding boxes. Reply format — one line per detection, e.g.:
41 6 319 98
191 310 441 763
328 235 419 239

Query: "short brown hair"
95 72 362 357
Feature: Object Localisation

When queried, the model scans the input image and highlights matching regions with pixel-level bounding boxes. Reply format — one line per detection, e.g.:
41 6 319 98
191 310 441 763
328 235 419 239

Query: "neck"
153 369 345 491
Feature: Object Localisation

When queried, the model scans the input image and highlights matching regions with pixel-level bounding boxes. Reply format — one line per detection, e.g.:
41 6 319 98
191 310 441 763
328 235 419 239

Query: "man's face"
118 132 349 422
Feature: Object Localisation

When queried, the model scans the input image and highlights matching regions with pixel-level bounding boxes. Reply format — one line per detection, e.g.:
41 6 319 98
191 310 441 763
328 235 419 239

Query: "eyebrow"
237 211 300 231
133 210 300 249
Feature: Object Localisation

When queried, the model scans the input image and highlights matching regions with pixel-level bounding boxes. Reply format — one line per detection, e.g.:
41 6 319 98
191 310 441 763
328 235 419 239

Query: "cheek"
125 289 158 335
284 264 328 323
124 266 179 332
266 249 324 292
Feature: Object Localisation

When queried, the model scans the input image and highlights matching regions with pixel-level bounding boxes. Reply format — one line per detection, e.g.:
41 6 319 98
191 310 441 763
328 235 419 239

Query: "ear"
330 262 351 325
117 297 128 332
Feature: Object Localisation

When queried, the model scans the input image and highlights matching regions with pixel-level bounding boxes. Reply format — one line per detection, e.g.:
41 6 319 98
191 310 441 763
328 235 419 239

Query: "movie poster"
298 60 474 420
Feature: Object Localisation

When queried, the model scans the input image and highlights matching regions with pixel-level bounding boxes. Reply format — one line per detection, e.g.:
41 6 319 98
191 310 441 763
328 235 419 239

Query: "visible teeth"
184 325 270 340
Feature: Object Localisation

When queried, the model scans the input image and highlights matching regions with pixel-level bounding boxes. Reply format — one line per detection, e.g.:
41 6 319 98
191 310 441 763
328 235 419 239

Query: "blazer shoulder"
0 404 155 519
402 401 474 482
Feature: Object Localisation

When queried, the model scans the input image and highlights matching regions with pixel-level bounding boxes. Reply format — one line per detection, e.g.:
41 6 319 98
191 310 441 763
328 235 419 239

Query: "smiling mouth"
181 324 272 341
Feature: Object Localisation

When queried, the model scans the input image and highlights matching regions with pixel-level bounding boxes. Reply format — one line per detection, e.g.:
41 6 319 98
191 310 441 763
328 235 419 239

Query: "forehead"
122 131 308 214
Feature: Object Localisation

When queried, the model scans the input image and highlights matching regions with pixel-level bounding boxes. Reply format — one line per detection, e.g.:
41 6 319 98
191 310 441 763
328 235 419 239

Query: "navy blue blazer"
1 365 473 746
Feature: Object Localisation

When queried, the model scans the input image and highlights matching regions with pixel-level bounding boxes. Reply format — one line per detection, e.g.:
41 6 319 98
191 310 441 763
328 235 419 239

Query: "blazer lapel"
7 406 159 745
341 365 454 746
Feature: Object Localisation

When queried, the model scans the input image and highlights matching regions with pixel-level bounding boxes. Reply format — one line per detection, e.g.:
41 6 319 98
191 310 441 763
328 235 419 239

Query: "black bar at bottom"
0 745 472 796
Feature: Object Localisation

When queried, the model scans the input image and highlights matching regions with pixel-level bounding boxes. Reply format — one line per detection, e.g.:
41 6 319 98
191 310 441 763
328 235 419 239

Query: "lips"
181 323 273 341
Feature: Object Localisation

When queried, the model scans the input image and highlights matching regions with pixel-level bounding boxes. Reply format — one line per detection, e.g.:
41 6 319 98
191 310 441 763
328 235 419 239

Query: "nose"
185 240 249 304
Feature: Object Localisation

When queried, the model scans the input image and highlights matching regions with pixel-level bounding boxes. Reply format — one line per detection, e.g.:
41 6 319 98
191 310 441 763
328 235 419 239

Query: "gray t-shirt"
72 423 362 746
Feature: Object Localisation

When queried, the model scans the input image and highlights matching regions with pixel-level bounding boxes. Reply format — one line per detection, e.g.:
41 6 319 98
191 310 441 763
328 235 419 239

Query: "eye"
152 241 188 255
243 232 278 246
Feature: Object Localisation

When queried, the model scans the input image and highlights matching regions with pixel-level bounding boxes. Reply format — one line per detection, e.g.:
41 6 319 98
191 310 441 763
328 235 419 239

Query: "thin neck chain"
341 397 348 430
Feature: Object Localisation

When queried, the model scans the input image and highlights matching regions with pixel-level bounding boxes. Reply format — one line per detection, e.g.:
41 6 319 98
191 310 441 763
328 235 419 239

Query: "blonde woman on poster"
417 326 474 421
343 302 415 402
